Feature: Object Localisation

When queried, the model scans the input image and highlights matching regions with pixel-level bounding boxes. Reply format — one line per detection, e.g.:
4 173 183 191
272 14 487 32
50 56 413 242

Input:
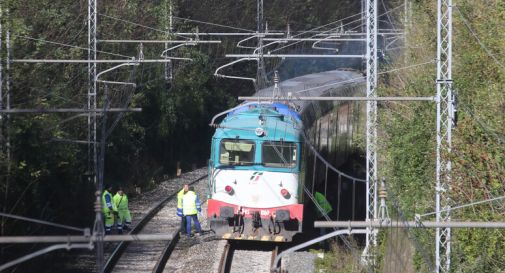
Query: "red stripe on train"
207 199 304 221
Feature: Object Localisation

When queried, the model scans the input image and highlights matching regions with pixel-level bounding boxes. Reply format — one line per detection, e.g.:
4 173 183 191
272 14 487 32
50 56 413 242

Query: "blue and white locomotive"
207 102 304 242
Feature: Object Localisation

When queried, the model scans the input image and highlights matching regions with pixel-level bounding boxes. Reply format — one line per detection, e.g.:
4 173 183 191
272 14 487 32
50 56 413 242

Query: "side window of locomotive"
219 139 255 165
262 141 297 168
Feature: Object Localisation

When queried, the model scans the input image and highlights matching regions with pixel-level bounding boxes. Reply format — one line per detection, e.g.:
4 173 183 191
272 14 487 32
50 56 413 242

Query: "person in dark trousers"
113 187 132 234
176 184 189 233
102 184 118 235
181 186 202 236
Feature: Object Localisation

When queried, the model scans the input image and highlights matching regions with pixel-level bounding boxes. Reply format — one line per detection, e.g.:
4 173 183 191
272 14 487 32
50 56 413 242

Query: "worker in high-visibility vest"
113 187 132 234
176 184 189 233
181 186 202 236
314 191 333 218
314 191 333 236
102 185 118 235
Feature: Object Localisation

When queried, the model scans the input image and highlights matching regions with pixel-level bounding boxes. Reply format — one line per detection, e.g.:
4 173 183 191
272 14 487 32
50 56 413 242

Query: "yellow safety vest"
177 189 185 209
102 190 117 214
182 191 198 215
113 193 129 211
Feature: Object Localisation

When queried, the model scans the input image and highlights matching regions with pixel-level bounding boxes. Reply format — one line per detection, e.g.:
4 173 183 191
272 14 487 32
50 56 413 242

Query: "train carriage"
207 69 366 242
207 102 304 242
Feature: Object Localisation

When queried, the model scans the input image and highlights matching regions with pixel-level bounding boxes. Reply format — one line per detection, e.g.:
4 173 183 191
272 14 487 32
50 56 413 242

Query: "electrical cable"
14 34 131 59
171 16 254 33
380 0 397 31
292 59 434 95
270 3 405 54
454 6 505 73
460 103 505 144
98 13 190 40
418 195 505 218
387 188 435 271
0 212 86 233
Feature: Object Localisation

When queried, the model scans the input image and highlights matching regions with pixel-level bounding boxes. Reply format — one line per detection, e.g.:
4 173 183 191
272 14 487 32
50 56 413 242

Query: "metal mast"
435 0 453 272
5 7 11 190
256 0 267 89
365 0 378 269
88 0 97 185
362 0 366 33
88 0 103 272
0 6 3 247
164 0 173 87
0 5 3 156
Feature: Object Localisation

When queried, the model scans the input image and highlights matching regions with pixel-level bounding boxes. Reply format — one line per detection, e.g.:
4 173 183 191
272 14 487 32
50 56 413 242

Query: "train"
207 102 304 242
206 69 366 242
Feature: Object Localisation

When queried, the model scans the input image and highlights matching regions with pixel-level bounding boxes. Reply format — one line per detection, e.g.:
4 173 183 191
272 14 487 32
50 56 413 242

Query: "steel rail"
103 174 207 273
152 232 181 273
217 241 235 273
270 246 279 273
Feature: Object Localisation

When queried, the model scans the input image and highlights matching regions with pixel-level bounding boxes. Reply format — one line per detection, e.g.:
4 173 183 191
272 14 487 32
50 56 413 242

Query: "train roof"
214 103 301 142
255 69 365 111
211 69 365 142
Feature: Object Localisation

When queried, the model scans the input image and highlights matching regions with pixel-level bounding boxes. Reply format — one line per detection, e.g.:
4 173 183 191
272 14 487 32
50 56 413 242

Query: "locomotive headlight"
280 188 291 199
225 185 234 195
255 127 265 137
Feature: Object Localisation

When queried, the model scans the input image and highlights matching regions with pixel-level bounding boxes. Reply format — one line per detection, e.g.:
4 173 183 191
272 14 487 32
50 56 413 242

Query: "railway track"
103 173 207 273
218 241 281 273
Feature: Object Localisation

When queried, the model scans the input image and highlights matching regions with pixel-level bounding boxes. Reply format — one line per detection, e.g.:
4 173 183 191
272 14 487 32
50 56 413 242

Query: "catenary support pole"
88 0 102 271
435 0 453 272
0 2 3 259
4 9 12 255
365 0 378 270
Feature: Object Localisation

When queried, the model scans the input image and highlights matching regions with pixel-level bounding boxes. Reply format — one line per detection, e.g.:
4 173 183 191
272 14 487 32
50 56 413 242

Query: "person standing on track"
113 187 132 234
102 184 118 235
176 184 189 234
181 186 202 237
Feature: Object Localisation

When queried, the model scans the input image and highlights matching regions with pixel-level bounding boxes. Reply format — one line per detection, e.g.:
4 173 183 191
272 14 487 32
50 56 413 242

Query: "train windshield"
219 139 255 166
262 141 298 168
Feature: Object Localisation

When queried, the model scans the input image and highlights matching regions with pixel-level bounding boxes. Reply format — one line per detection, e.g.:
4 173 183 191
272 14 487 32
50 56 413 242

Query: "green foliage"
314 241 361 273
381 1 505 272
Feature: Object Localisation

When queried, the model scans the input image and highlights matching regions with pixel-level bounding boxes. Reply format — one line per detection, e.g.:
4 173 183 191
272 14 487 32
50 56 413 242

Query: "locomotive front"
207 103 303 242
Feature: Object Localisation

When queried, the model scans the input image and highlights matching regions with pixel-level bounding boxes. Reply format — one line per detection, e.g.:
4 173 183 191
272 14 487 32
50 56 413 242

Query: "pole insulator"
94 191 102 213
379 188 387 199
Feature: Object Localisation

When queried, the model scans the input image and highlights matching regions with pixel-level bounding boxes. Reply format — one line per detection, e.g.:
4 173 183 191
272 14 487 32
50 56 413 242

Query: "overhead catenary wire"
0 212 86 233
270 3 406 54
292 59 435 95
418 195 505 218
14 34 131 59
4 2 500 272
98 13 190 40
380 0 396 30
99 13 255 39
0 243 94 272
454 6 505 73
461 104 505 144
171 16 254 33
